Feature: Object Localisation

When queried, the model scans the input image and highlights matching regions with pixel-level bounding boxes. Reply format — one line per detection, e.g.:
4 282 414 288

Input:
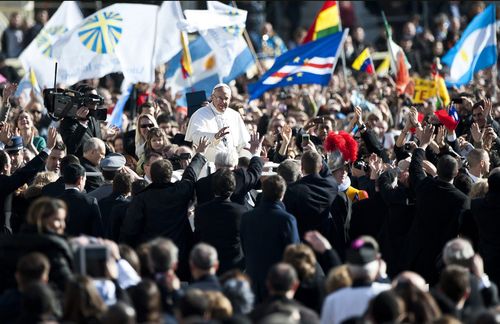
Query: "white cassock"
185 103 250 162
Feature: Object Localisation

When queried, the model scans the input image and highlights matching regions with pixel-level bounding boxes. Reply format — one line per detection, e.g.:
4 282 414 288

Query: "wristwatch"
358 123 367 133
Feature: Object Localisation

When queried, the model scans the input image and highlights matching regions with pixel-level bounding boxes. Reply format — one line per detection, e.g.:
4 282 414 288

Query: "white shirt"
185 103 250 162
320 282 391 324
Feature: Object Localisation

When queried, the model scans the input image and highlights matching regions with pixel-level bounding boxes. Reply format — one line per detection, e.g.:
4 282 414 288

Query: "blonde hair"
206 291 233 320
325 265 353 294
135 113 158 146
27 197 67 233
469 179 488 199
283 244 316 281
33 171 59 187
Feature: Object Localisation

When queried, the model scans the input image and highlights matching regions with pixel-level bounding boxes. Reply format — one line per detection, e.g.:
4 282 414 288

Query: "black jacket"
0 225 74 293
98 193 128 239
40 177 65 198
240 200 300 301
194 197 246 274
250 295 320 324
188 274 221 292
406 148 470 285
283 173 338 241
58 189 104 237
59 116 102 158
80 157 104 193
196 156 263 206
120 153 206 280
0 150 48 233
471 194 500 287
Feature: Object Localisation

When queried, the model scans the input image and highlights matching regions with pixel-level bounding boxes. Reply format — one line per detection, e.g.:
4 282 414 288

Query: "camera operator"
59 84 105 159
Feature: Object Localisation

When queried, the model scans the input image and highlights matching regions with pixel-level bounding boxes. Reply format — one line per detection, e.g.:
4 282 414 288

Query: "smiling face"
17 112 32 130
151 135 164 151
43 208 66 235
211 87 231 113
139 116 154 138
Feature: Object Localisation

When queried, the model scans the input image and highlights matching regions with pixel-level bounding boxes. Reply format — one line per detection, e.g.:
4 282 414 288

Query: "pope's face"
211 87 231 113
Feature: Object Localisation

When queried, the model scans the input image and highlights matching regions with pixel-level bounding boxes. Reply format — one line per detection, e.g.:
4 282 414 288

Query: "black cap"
346 237 378 265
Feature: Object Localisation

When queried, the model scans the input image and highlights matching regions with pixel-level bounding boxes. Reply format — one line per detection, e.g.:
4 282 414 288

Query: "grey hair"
215 149 239 169
190 243 218 271
443 238 475 267
83 137 105 153
212 83 231 94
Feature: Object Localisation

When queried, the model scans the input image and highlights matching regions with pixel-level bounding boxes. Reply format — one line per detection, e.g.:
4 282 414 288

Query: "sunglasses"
140 124 154 129
31 110 42 114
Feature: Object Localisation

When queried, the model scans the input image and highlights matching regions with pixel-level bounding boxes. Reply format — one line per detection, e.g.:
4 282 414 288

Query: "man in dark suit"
250 263 320 324
471 169 500 287
120 144 207 280
194 169 246 274
406 125 470 285
98 172 132 239
58 84 104 158
188 243 221 292
80 137 106 192
241 175 300 302
196 132 263 207
41 155 80 198
58 163 104 237
0 126 58 233
283 151 338 242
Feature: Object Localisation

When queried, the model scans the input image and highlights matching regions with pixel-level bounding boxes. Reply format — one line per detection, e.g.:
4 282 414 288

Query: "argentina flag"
165 36 254 106
442 4 497 86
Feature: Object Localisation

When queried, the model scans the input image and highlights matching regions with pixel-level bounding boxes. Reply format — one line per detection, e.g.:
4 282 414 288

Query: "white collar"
466 169 480 183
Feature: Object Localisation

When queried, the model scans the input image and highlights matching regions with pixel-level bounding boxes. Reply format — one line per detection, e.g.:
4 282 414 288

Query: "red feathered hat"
324 131 359 171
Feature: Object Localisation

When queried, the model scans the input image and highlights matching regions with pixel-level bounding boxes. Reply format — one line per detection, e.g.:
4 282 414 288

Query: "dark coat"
120 153 206 280
0 150 48 233
0 225 74 293
240 200 300 301
195 156 263 206
471 194 500 287
377 170 415 277
250 295 320 324
188 274 221 292
108 200 130 242
98 193 129 239
406 148 470 285
58 189 104 237
40 177 65 198
80 157 104 193
59 116 102 158
283 173 338 241
194 197 246 274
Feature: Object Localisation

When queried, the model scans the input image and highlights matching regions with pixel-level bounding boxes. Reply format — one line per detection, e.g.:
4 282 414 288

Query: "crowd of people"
0 1 500 324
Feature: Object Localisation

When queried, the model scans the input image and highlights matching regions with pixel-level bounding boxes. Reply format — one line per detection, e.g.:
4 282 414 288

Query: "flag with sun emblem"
52 3 159 85
19 1 83 89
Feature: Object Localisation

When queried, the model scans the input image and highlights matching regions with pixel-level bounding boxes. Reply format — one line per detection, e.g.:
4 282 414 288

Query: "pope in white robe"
185 83 250 162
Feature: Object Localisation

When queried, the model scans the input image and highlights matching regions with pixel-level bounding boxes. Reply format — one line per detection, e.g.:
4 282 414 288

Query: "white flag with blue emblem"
19 1 83 89
52 3 158 86
442 4 497 86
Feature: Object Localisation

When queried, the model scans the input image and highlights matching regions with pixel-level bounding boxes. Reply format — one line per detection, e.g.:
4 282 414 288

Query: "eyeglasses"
140 124 154 129
31 110 42 115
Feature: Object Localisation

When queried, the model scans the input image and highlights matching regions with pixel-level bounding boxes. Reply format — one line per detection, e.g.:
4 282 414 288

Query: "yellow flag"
180 31 192 78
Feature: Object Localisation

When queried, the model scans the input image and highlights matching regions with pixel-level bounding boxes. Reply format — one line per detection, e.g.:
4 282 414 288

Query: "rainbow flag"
303 1 340 43
352 48 374 74
180 31 192 79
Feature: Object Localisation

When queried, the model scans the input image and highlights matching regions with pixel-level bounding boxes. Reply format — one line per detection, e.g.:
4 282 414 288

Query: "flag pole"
337 7 349 95
230 1 265 76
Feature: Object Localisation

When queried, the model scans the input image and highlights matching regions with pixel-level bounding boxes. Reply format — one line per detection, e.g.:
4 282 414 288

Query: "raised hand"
248 131 265 155
354 106 362 125
281 124 292 144
0 122 12 144
46 127 58 150
214 126 230 140
194 136 209 154
419 124 434 149
304 231 332 254
2 83 17 103
435 125 446 148
470 122 482 144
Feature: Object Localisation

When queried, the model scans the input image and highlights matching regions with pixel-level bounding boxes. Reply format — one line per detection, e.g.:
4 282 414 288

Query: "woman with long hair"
134 113 158 158
15 110 46 155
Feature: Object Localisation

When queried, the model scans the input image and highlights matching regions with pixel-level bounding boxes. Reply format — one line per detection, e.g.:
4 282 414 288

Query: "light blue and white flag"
19 1 83 89
165 36 253 106
108 84 133 129
442 4 497 86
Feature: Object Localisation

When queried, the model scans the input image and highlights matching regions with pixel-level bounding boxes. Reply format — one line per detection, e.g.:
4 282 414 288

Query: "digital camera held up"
43 88 107 121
